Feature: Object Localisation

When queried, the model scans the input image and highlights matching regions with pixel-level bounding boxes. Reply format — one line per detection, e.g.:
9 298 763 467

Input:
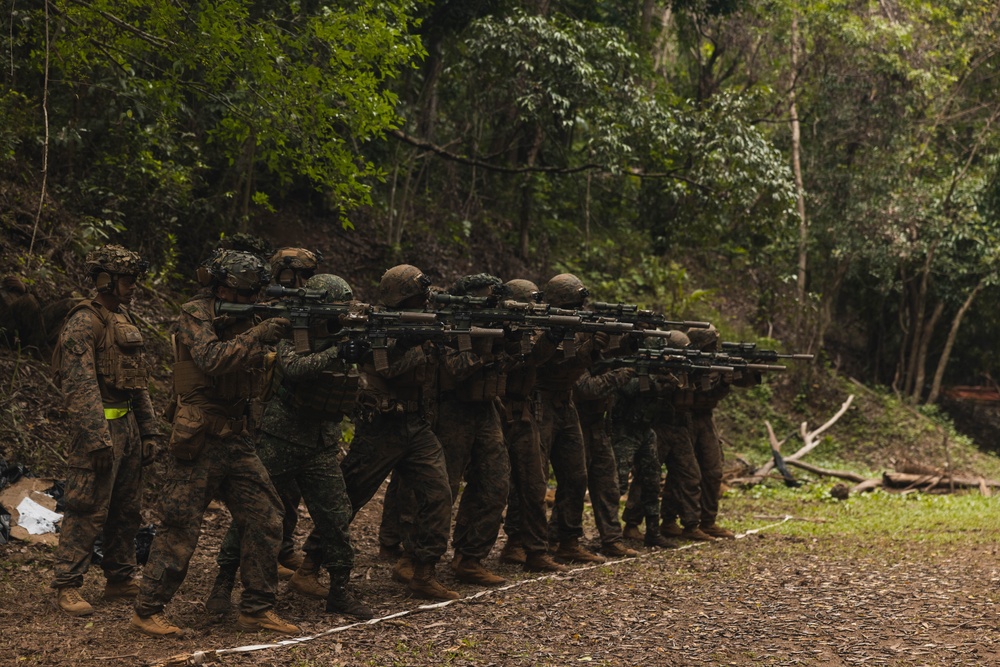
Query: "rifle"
588 301 713 330
428 293 635 356
719 341 814 363
604 346 786 390
219 286 503 370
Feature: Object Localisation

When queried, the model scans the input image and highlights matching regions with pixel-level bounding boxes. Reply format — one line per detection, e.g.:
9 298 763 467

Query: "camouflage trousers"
691 410 723 526
537 392 588 544
217 481 300 572
134 434 283 617
549 414 623 545
342 411 452 564
612 421 662 524
218 439 354 572
51 412 143 589
501 397 550 554
437 398 509 559
623 415 702 528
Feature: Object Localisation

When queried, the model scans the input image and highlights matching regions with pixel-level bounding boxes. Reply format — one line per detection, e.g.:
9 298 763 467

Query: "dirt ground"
2 485 998 667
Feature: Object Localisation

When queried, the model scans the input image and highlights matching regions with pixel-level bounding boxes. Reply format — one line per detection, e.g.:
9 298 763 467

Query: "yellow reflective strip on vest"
104 406 130 420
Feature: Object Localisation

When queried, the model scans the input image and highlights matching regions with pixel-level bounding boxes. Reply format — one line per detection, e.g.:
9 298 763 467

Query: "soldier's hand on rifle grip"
90 446 114 474
141 439 156 466
337 339 370 363
252 317 291 345
545 326 567 343
593 331 611 352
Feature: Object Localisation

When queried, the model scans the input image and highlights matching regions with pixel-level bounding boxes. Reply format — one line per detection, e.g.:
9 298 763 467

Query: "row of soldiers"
48 242 761 638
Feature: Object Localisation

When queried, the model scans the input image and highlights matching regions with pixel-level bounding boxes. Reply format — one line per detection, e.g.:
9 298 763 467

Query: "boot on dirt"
103 578 140 601
622 523 644 541
700 523 735 539
205 566 237 613
452 555 506 586
289 555 329 599
326 568 374 619
277 563 295 580
554 538 606 564
599 541 638 558
391 554 414 584
53 587 93 617
500 540 527 565
681 525 716 542
235 609 300 635
644 530 680 549
130 612 184 637
279 550 304 571
523 550 569 573
408 561 460 600
660 520 683 538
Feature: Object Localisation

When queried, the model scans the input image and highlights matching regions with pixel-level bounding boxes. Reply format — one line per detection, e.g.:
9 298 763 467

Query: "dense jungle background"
3 2 1000 666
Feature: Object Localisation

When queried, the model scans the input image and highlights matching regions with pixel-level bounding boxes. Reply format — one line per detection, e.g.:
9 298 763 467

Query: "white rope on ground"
164 515 795 665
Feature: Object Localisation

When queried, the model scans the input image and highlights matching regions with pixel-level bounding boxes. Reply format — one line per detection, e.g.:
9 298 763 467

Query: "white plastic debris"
15 496 62 535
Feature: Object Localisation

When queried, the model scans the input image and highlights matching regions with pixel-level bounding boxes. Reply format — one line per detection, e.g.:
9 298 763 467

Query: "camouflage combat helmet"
219 233 273 261
197 249 269 291
451 273 508 298
664 330 691 348
305 273 354 303
543 273 589 309
686 324 719 352
85 244 149 290
378 264 431 308
505 279 541 303
269 247 321 286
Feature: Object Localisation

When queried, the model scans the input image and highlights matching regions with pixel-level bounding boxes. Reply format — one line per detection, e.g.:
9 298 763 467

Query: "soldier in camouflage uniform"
207 274 372 619
50 245 159 617
612 342 692 550
535 274 609 564
433 274 512 586
498 279 567 573
570 365 640 558
340 264 458 601
131 250 299 637
661 326 756 539
206 247 322 607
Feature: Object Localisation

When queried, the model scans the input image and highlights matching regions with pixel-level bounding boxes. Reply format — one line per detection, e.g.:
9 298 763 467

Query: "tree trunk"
926 279 984 404
790 13 808 338
910 299 944 403
903 244 936 397
518 123 545 260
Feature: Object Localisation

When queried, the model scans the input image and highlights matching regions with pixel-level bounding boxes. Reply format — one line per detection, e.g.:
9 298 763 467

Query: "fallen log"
882 472 1000 490
784 459 868 483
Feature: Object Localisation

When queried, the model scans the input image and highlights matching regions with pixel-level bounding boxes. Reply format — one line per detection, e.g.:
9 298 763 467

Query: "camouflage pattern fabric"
135 295 283 617
567 367 636 545
134 434 283 616
51 304 157 590
500 394 549 553
342 339 452 565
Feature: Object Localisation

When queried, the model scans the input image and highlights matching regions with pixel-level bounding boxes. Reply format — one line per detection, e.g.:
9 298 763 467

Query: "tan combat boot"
236 609 300 635
391 555 414 584
523 550 569 573
599 541 638 558
104 578 140 601
660 520 683 537
130 612 184 637
408 561 460 600
700 523 735 539
453 556 506 586
54 587 93 617
622 523 644 541
681 525 716 542
289 556 329 599
205 567 237 613
554 538 606 564
279 551 304 571
500 540 527 565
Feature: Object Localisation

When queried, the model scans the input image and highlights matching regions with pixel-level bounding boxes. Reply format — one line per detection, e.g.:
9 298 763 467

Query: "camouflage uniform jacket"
438 335 510 402
173 294 266 419
357 338 440 417
59 300 157 461
534 333 600 399
573 367 634 428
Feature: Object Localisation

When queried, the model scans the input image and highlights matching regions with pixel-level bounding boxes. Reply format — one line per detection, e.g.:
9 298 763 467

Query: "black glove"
90 447 114 474
546 326 568 343
593 331 611 351
252 317 291 345
337 338 370 363
141 439 156 466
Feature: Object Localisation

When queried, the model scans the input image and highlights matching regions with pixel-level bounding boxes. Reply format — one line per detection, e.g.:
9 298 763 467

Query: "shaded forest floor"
3 482 998 667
